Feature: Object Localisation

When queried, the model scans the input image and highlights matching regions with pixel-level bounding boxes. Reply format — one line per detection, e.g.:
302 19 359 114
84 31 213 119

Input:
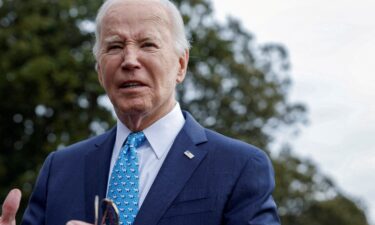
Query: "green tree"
172 1 369 224
273 147 369 225
0 0 114 217
297 195 368 225
0 0 369 224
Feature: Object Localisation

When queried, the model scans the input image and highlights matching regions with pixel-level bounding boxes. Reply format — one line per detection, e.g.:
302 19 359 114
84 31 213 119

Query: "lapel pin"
184 150 195 159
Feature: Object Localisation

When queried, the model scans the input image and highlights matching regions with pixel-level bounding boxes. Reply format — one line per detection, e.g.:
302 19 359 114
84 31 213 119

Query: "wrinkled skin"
97 0 189 131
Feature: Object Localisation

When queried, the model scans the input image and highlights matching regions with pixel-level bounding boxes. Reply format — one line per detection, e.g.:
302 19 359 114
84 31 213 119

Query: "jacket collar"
134 111 208 225
84 127 116 222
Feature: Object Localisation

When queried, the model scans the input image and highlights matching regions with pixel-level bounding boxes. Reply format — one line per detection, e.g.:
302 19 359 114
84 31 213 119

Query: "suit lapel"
84 127 116 222
135 112 208 225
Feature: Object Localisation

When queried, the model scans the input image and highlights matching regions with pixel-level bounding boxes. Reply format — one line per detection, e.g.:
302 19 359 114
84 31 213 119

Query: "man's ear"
97 63 104 87
176 49 189 84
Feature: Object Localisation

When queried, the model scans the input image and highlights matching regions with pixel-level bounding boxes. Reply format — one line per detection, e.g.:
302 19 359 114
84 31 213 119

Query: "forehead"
101 0 172 34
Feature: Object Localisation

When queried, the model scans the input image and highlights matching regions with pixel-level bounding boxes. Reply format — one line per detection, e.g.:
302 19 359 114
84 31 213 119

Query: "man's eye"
107 45 123 51
104 45 123 55
141 42 157 48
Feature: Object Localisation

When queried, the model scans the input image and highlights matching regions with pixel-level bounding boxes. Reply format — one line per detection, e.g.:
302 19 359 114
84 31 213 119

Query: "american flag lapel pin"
184 150 195 159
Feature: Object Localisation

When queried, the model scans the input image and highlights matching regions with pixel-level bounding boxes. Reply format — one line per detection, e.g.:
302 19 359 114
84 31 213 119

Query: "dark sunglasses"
95 196 120 225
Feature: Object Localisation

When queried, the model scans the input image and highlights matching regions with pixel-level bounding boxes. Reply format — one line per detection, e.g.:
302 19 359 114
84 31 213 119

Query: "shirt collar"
115 103 185 159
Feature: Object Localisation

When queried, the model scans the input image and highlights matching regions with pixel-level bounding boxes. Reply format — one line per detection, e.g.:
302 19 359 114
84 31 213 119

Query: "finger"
66 220 94 225
1 188 22 223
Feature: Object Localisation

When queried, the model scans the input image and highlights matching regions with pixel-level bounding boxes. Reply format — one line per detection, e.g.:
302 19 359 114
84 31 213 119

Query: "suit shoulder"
53 128 115 158
203 128 270 161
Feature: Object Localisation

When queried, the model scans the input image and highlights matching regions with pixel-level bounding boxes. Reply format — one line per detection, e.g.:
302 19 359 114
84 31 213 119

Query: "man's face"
97 0 188 128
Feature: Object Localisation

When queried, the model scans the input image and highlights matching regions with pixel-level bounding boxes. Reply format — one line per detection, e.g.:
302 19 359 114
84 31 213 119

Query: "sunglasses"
94 195 120 225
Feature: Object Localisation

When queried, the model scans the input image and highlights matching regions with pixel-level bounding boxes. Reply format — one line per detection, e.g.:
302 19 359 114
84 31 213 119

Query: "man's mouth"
121 82 145 89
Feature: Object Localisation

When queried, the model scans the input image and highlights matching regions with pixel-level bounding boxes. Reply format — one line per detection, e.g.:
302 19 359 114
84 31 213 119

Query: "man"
0 0 280 224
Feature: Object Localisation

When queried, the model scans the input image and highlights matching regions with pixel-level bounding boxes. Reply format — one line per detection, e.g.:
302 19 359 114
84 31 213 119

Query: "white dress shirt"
107 103 185 206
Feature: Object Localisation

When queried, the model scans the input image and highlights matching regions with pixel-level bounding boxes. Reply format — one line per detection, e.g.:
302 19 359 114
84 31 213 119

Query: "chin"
116 103 149 116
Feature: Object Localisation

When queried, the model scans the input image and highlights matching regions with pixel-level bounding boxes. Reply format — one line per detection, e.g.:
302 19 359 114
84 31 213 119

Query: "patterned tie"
107 131 146 225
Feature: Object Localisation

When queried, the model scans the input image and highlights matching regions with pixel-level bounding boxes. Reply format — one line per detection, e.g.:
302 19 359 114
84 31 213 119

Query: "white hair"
92 0 190 61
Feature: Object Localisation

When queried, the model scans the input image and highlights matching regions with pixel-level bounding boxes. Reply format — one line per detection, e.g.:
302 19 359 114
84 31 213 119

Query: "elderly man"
0 0 280 224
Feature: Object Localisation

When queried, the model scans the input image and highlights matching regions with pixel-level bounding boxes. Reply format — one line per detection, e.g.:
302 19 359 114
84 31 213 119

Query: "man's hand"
0 189 22 225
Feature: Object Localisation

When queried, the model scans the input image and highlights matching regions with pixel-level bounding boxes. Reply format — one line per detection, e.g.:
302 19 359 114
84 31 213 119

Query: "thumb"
1 189 22 223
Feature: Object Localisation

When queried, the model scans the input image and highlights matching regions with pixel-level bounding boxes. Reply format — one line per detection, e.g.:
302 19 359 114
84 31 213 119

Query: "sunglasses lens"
101 199 119 225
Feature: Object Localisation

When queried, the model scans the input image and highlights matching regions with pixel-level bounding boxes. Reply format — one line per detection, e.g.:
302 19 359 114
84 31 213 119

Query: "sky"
212 0 375 224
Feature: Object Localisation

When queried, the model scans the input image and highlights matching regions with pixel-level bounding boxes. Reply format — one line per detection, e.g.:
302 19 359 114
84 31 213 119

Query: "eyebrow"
103 35 122 44
139 35 160 42
102 33 162 46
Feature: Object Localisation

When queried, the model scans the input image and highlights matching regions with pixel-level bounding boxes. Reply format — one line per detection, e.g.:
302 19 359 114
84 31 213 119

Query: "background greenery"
0 0 369 224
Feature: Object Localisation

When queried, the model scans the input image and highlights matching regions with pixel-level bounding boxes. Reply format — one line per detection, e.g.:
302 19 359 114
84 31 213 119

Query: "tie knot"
126 131 146 149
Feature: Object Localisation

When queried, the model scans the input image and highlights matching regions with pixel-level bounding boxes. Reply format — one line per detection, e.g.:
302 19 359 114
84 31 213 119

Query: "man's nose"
121 46 141 70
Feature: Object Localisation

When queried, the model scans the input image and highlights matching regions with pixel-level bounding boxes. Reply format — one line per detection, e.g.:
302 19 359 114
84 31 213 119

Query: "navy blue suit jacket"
21 112 280 225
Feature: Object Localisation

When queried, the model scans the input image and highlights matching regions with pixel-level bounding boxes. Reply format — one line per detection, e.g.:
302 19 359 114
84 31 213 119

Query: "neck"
118 101 177 131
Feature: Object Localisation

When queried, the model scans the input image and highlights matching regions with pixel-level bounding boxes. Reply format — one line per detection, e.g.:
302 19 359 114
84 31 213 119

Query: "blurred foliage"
273 147 368 225
0 0 114 219
0 0 369 224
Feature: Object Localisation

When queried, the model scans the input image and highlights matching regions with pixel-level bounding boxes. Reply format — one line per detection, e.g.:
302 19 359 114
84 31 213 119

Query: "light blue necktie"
107 131 146 225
